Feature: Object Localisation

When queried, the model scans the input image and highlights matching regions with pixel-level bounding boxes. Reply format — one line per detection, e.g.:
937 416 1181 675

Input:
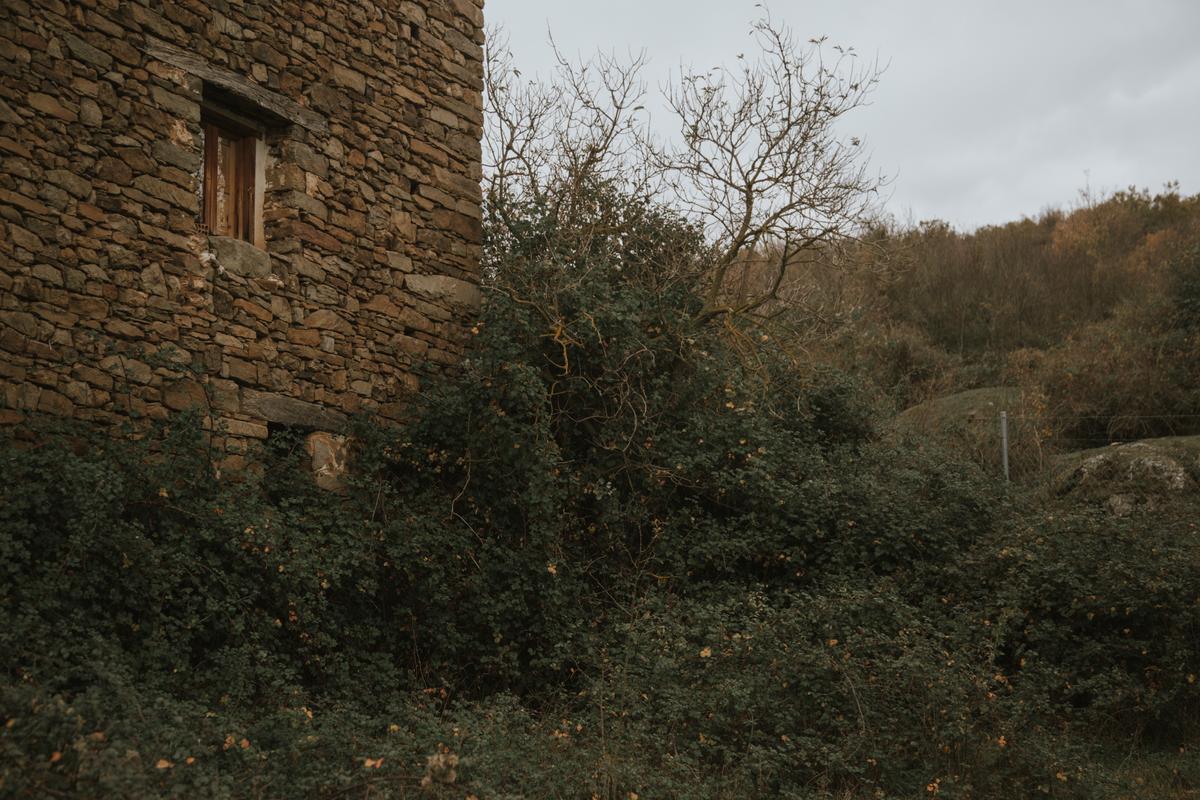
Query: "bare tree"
483 30 656 228
483 12 884 326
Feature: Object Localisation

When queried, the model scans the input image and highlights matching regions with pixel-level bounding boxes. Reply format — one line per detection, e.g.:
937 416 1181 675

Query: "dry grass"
891 386 1056 478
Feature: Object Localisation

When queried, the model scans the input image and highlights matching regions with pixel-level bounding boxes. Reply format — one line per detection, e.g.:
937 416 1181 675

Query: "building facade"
0 0 484 465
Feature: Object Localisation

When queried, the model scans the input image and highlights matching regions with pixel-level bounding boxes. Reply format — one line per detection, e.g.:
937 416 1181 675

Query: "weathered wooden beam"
144 37 329 135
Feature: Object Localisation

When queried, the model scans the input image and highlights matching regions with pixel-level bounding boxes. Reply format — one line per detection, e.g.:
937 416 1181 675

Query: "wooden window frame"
200 103 265 245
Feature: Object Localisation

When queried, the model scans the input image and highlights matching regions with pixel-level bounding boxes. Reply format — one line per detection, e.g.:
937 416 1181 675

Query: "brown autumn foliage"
883 187 1199 356
746 185 1200 454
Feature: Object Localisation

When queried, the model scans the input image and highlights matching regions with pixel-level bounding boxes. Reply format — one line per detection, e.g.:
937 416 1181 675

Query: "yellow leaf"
699 647 712 658
50 751 62 763
239 738 250 750
155 759 173 770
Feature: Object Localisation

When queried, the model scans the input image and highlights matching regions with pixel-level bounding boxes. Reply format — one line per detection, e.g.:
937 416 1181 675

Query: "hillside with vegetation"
802 186 1200 484
823 186 1200 434
3 18 1199 800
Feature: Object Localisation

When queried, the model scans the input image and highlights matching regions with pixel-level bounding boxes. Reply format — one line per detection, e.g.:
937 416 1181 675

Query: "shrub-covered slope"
2 194 1198 798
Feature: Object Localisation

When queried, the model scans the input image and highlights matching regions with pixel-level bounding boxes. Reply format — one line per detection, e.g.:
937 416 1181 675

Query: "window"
200 103 265 246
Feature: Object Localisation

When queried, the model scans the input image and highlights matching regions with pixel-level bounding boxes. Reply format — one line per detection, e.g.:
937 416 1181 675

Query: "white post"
1000 411 1010 483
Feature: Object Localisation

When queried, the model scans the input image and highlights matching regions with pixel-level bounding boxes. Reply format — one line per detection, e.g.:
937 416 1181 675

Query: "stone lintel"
144 37 329 135
242 389 347 431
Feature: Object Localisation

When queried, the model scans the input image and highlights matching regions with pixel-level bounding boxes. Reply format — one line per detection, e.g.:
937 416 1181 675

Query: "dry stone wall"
0 0 484 465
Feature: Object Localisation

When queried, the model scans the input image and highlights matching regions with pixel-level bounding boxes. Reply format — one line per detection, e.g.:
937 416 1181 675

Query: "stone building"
0 0 485 466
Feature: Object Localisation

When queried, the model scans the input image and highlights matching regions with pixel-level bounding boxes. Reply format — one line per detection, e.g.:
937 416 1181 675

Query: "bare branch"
483 12 885 329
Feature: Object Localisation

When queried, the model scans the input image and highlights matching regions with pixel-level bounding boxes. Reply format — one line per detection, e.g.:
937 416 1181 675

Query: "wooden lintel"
144 37 329 135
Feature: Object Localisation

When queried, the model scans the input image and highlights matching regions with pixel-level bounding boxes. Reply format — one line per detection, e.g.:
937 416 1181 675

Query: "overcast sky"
487 0 1200 230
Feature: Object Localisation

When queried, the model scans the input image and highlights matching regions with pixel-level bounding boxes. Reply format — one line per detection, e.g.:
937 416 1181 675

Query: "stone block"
28 93 77 122
73 365 115 390
242 389 348 430
404 273 481 310
152 140 201 172
96 156 134 184
233 299 273 323
98 356 154 384
210 236 271 278
80 98 102 126
362 294 402 316
301 309 353 334
221 417 269 439
281 142 329 177
132 175 195 210
391 333 428 356
37 388 75 415
164 378 208 411
31 265 64 286
225 358 258 383
304 431 350 492
46 169 92 199
68 295 110 319
63 32 113 68
105 319 143 338
62 381 93 405
209 379 241 413
0 311 40 338
287 328 321 346
331 64 366 93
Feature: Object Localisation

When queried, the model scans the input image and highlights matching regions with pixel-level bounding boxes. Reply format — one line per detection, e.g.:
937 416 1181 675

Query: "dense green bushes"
3 191 1199 797
982 510 1200 736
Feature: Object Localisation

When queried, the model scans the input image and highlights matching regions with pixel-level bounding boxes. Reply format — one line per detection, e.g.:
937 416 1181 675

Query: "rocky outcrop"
1054 437 1200 516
